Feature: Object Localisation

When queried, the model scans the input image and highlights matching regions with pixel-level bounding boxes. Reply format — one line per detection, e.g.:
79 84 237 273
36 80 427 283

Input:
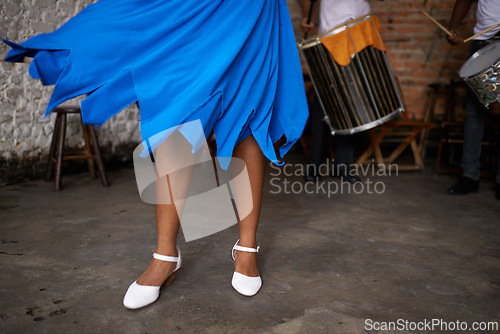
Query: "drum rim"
298 12 375 49
328 108 404 135
459 41 500 79
298 39 321 49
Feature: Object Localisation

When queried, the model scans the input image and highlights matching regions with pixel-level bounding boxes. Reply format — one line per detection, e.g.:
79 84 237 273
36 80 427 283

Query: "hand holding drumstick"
422 10 499 45
421 11 464 44
446 23 500 44
447 29 463 45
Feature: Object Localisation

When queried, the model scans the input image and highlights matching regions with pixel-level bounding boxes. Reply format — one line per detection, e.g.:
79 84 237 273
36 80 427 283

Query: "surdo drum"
299 14 404 134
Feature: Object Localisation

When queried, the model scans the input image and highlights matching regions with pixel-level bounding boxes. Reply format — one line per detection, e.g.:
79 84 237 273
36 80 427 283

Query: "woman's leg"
135 176 181 286
232 135 265 277
134 134 264 285
135 133 195 286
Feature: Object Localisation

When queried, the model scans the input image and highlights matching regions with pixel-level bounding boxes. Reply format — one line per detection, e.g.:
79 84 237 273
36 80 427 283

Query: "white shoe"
123 248 181 309
231 240 262 296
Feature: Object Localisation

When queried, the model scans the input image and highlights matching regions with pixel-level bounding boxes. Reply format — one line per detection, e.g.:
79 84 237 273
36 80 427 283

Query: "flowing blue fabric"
2 0 308 166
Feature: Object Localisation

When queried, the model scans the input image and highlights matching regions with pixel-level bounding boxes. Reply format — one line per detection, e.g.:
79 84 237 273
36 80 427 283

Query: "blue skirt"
2 0 308 166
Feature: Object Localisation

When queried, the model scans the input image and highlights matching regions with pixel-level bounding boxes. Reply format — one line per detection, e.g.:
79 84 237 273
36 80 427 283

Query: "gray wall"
0 0 142 184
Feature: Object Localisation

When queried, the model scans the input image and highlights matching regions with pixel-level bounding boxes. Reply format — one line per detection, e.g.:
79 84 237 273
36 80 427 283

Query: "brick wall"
371 0 476 119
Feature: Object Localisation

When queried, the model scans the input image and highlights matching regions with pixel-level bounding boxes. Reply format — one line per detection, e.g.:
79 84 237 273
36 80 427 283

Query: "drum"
459 40 500 107
299 14 404 135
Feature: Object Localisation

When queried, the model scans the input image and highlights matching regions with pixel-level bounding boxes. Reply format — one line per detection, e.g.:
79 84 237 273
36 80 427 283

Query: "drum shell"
299 14 404 134
459 41 500 107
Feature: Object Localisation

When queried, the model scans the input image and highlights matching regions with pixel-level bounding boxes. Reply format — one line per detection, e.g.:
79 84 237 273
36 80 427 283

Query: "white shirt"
474 0 500 40
318 0 371 34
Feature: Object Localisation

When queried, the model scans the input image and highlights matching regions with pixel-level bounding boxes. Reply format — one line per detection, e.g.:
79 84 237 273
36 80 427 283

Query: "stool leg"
435 127 446 174
81 122 96 179
370 129 386 167
54 113 67 191
88 126 110 187
46 114 61 181
410 138 425 170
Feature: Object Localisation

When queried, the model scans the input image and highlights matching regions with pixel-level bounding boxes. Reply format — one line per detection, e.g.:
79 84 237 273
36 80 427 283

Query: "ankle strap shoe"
231 240 262 296
123 248 181 309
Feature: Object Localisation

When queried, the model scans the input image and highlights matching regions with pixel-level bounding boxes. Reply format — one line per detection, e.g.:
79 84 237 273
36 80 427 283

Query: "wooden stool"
45 106 109 190
355 79 435 171
355 117 435 171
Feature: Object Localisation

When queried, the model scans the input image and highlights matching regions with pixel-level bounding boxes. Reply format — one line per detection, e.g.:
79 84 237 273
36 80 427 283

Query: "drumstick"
463 23 500 43
422 11 453 37
304 0 317 39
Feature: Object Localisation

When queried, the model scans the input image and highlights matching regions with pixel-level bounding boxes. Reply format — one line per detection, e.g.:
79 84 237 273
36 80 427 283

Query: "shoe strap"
233 244 260 253
153 252 179 263
232 239 259 260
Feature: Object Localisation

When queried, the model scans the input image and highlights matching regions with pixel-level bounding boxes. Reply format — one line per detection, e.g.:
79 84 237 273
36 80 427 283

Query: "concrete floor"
0 152 499 334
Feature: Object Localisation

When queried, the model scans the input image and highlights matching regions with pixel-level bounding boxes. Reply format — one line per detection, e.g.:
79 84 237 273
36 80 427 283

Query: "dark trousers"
308 99 354 173
461 40 500 183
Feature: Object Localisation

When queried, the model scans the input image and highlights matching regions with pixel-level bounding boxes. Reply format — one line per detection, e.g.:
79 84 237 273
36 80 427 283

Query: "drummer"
301 0 371 184
446 0 500 200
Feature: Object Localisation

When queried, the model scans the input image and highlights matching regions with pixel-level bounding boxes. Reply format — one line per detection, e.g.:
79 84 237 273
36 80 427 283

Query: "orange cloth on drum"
319 15 386 67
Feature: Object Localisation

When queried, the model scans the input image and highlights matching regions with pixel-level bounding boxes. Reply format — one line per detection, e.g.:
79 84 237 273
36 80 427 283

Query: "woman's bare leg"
134 134 264 285
136 176 181 286
232 135 265 277
135 133 195 286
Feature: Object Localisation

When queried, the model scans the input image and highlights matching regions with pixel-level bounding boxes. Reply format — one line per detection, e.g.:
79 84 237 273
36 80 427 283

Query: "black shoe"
331 164 361 184
447 176 479 195
304 174 317 183
340 174 362 184
331 171 361 184
304 166 318 183
495 183 500 200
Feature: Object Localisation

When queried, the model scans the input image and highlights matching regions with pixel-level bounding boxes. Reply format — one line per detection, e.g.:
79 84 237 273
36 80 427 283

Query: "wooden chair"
355 113 435 171
419 83 450 158
46 106 109 190
355 79 435 171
